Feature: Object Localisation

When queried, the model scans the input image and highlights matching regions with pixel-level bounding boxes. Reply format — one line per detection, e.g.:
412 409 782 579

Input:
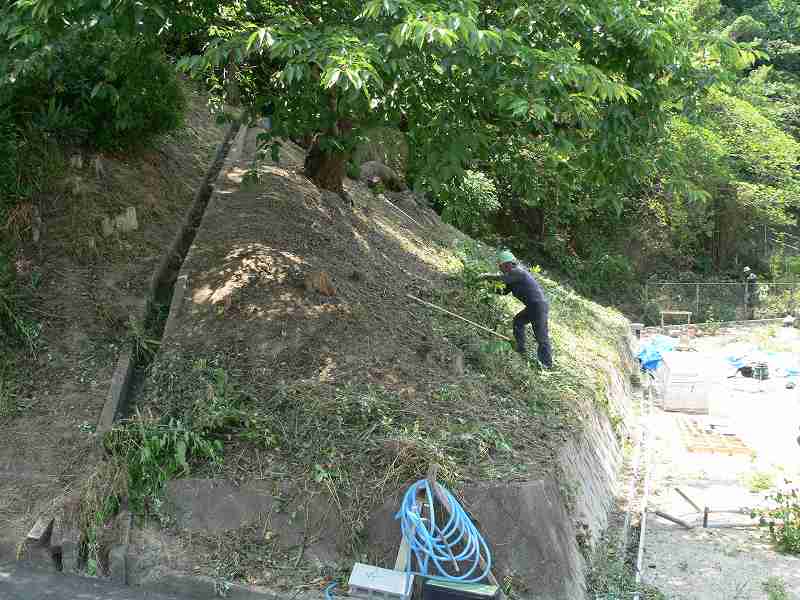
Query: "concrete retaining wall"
367 337 635 599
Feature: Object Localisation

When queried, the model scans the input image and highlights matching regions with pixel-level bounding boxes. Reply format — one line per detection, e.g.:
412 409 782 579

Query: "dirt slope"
124 126 633 597
0 93 228 559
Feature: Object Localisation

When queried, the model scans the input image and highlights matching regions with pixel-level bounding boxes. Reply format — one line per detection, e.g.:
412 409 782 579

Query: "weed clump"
102 357 242 515
752 481 800 554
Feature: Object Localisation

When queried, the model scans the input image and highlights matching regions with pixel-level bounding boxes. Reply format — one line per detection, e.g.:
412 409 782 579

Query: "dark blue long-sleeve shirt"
501 266 547 306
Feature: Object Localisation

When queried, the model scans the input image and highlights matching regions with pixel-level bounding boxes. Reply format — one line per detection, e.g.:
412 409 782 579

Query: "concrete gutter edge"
158 124 249 343
132 566 325 600
95 122 242 436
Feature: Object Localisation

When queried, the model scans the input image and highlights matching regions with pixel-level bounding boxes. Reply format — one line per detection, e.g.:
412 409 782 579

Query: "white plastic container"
348 563 414 600
660 351 711 414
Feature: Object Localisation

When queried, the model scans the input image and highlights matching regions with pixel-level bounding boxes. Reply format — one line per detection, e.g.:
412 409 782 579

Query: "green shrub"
752 483 800 554
0 108 19 344
104 418 223 514
572 253 637 301
691 0 721 22
10 32 185 150
767 41 800 74
720 0 763 12
0 107 17 199
440 170 501 238
725 15 767 41
0 246 18 343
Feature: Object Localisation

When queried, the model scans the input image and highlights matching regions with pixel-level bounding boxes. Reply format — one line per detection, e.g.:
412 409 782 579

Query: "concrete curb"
97 350 134 435
133 567 323 600
95 122 241 435
147 122 245 308
109 511 132 585
158 124 249 343
162 275 188 340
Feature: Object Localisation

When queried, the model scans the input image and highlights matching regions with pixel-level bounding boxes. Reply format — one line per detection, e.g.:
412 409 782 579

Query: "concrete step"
0 561 197 600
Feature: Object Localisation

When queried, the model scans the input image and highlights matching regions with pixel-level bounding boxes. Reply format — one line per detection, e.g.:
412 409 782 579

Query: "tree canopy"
165 0 755 198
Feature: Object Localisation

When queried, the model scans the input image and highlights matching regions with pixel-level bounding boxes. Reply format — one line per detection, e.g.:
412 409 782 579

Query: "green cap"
497 249 517 264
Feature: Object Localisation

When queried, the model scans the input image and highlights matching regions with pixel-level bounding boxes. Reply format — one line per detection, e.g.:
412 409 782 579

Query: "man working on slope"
480 250 553 368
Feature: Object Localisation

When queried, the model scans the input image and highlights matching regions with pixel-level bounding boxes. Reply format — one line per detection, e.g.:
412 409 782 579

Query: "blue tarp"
725 349 800 377
637 335 678 371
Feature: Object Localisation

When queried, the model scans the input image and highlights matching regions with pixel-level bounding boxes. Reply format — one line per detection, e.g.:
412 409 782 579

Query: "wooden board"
678 417 755 456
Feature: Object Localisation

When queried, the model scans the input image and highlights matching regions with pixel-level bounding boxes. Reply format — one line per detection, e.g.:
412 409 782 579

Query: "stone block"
366 481 584 600
110 544 128 584
164 479 342 563
451 350 465 376
60 537 80 573
26 516 54 546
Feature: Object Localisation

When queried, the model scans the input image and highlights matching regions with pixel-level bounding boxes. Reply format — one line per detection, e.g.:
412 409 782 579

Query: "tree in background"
174 0 753 199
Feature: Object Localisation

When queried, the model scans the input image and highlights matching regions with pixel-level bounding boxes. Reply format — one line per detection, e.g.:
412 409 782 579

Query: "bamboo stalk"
384 197 423 227
406 294 512 342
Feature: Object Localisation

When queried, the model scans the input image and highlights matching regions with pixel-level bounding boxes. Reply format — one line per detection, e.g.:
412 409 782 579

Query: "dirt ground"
0 92 227 558
640 326 800 599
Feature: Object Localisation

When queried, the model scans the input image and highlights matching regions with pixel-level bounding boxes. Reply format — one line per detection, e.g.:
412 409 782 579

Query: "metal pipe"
651 510 693 530
633 392 654 600
620 384 645 553
674 488 702 513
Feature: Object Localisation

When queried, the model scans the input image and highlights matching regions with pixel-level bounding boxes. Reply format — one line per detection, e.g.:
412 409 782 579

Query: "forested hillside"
1 0 798 337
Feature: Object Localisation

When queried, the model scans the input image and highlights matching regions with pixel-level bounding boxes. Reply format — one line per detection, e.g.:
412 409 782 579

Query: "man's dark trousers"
513 302 553 368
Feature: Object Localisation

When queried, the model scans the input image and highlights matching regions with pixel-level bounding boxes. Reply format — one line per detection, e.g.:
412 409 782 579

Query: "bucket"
753 362 769 381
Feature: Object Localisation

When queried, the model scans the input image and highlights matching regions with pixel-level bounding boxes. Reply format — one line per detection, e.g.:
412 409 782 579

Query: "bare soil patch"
0 92 228 558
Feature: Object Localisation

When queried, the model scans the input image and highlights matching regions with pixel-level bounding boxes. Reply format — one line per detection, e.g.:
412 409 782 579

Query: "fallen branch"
406 294 512 342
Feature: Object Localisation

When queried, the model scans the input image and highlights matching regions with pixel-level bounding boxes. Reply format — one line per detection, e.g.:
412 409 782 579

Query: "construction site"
632 322 800 599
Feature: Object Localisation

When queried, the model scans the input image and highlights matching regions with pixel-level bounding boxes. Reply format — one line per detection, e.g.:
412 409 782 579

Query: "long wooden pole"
674 487 702 513
406 294 512 342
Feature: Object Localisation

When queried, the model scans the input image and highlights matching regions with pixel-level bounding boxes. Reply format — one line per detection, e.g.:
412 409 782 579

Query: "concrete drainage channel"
97 122 245 435
17 123 248 598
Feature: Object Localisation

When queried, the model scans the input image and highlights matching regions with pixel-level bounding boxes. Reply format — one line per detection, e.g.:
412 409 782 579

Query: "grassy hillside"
99 131 634 592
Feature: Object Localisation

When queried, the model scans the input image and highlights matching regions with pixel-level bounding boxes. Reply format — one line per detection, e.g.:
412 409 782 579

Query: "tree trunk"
305 137 347 194
303 90 349 194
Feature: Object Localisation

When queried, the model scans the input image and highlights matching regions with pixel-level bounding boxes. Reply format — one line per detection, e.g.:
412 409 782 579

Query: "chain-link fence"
643 282 800 325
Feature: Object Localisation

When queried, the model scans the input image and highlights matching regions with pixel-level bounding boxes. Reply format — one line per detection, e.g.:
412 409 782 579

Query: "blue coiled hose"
325 582 337 600
395 479 492 583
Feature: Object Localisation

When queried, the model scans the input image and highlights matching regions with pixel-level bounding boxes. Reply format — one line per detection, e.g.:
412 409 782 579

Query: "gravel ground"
640 326 800 599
